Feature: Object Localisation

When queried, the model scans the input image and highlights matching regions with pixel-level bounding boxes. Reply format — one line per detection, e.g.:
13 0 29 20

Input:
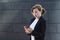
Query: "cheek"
39 13 42 16
37 13 41 16
38 11 42 15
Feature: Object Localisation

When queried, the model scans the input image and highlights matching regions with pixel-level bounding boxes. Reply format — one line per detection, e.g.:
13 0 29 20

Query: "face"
32 8 42 19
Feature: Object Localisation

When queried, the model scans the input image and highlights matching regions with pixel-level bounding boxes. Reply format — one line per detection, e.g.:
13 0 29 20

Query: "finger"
25 30 29 33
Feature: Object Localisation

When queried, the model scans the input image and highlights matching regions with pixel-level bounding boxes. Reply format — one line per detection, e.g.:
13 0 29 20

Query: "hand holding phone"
24 25 28 30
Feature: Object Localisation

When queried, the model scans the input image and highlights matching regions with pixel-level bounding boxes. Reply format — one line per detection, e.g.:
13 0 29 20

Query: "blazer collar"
32 16 43 23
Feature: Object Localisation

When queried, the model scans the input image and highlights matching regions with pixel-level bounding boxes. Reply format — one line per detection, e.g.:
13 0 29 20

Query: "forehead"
33 8 39 11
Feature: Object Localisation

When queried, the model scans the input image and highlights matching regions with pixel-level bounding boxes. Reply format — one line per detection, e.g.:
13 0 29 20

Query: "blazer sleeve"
31 20 46 37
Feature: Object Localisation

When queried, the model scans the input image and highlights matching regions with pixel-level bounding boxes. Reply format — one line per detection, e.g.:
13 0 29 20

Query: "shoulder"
39 17 46 23
42 17 46 22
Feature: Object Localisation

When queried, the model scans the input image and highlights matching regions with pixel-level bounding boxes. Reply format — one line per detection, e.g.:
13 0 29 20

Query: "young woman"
24 4 46 40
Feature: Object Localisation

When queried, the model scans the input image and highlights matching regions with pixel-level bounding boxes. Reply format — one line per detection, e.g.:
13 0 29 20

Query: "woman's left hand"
25 28 33 34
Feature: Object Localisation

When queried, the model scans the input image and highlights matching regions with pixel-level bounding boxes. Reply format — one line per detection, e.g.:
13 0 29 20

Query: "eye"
35 11 37 13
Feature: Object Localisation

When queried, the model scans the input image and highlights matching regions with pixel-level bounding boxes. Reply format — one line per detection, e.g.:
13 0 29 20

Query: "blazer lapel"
34 17 42 30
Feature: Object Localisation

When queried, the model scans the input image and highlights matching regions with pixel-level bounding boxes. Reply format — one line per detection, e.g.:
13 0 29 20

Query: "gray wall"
0 0 60 40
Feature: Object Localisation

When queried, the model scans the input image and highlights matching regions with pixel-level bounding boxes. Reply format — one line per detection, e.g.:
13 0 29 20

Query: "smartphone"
24 25 28 29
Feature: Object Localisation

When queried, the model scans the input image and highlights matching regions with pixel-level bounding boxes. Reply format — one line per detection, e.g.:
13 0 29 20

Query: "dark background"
0 0 60 40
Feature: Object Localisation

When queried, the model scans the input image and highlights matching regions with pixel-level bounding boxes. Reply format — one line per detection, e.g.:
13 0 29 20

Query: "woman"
24 4 46 40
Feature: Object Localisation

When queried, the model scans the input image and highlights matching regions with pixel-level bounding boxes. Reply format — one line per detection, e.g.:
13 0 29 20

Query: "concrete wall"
0 0 60 40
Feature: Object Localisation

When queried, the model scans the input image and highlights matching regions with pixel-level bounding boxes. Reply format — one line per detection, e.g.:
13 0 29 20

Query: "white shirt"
30 18 39 40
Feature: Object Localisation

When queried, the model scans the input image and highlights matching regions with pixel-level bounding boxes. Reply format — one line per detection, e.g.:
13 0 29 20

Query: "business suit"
29 17 46 40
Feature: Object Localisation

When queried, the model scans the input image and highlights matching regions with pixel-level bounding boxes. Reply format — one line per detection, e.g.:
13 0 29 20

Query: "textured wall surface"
0 0 60 40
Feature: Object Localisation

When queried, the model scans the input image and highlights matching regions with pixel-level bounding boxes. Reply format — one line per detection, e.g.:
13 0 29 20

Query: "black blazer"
29 17 46 40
